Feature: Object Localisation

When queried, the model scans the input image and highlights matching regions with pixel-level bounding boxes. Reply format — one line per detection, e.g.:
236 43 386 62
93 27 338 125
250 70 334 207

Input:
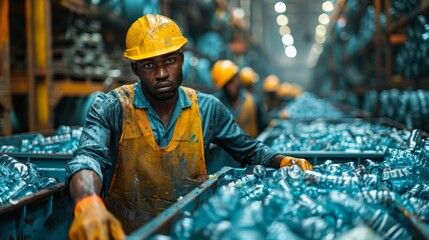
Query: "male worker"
211 60 259 138
66 14 312 239
240 66 259 94
259 74 282 131
262 74 281 113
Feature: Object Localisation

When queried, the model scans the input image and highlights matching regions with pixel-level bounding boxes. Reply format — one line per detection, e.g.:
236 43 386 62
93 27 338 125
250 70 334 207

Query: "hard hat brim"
124 39 188 61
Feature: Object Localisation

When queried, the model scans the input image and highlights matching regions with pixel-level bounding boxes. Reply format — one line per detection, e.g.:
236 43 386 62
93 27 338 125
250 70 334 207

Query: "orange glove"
280 156 313 171
69 195 126 240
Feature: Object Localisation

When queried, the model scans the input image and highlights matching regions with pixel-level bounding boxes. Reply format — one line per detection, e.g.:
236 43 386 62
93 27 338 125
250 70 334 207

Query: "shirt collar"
133 81 192 109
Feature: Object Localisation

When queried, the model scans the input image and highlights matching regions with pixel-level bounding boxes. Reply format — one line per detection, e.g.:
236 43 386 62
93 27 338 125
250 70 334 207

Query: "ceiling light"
279 25 291 35
315 34 326 44
282 34 294 45
315 25 327 36
276 15 289 26
274 2 286 13
322 1 334 12
285 46 297 58
318 13 330 25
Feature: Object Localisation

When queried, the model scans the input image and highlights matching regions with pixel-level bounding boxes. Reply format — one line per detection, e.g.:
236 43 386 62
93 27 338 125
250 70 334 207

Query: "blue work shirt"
66 81 278 196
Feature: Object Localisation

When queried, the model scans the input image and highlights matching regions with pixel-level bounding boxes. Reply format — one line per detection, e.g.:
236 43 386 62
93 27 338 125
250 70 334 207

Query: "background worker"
259 74 281 131
66 14 312 239
240 66 259 94
207 61 260 173
262 74 281 112
240 66 269 134
211 60 259 138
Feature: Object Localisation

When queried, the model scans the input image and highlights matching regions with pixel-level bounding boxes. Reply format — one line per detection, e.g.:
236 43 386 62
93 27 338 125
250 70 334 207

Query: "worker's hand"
69 195 126 240
280 156 313 171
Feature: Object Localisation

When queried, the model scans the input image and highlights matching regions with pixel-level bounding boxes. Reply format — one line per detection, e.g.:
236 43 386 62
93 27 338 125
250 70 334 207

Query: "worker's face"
132 51 184 101
224 75 241 99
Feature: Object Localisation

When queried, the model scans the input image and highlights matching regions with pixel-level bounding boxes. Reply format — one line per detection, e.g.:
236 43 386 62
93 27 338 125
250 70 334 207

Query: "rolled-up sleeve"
66 92 122 184
199 93 278 166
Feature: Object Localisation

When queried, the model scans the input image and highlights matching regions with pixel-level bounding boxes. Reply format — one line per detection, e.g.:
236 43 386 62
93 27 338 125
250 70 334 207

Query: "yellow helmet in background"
211 59 239 88
124 14 188 60
276 82 303 98
240 67 259 86
263 74 280 92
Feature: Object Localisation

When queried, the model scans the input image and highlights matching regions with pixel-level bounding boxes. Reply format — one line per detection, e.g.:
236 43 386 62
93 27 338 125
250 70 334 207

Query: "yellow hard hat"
263 74 280 92
276 82 303 98
240 67 259 86
211 59 239 88
124 14 188 60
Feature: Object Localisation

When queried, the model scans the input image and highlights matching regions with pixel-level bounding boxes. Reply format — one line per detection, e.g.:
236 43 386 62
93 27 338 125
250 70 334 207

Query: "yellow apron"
236 91 258 138
105 85 207 233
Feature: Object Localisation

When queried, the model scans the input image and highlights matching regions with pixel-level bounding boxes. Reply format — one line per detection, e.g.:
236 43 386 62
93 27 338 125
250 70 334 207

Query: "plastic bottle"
329 191 412 240
191 187 240 232
403 183 429 199
20 139 32 153
313 160 334 174
0 179 27 204
301 216 336 240
266 221 302 240
383 148 419 169
356 190 417 216
407 129 422 150
340 162 358 176
0 155 28 180
172 211 194 240
304 171 380 191
252 165 267 179
414 149 429 169
381 167 417 193
363 159 383 176
234 174 257 187
286 165 303 188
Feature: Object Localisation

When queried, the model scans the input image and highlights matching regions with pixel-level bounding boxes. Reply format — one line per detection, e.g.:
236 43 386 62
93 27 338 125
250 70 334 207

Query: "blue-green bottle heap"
169 143 429 240
0 155 58 206
0 125 82 154
266 120 412 153
283 93 346 119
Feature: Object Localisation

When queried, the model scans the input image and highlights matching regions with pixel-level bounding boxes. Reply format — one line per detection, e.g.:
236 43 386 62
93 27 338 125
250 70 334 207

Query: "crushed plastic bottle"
0 126 83 154
0 155 58 206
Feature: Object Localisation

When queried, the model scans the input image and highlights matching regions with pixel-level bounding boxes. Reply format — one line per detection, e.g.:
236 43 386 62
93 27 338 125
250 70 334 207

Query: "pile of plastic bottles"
264 119 413 153
283 93 347 119
0 125 82 154
395 15 429 79
0 155 58 206
166 145 429 239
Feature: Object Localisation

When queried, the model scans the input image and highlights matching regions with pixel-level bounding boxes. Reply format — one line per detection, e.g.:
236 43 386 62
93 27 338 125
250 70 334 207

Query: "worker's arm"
69 169 102 201
66 92 123 197
68 169 125 240
199 93 312 171
267 154 283 168
66 92 126 239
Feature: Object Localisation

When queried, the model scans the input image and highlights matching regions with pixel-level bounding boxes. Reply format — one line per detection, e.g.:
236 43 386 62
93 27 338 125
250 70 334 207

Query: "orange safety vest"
105 85 207 233
235 91 258 138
